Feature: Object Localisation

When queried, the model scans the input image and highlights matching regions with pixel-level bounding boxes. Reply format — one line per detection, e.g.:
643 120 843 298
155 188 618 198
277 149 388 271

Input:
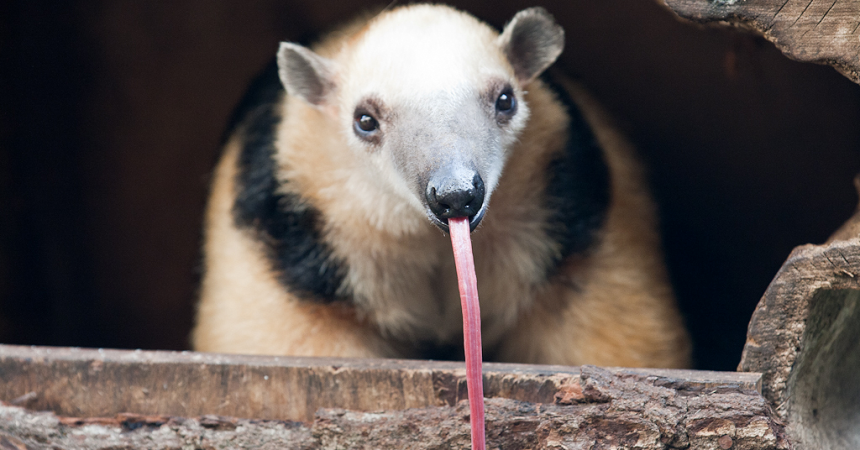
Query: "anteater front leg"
193 290 395 358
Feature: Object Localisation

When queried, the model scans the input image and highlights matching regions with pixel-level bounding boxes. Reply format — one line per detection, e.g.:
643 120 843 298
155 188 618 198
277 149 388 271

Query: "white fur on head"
277 42 337 107
497 7 565 85
272 5 565 229
264 5 571 343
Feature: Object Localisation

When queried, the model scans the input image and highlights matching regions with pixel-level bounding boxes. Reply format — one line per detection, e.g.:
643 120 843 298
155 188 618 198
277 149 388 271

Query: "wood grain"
0 344 759 422
662 0 860 84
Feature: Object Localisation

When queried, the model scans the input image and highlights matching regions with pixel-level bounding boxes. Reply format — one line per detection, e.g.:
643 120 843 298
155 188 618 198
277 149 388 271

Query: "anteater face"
277 5 564 232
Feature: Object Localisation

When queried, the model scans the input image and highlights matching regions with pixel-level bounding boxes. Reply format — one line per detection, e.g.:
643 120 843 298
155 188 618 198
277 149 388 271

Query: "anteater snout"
426 170 485 227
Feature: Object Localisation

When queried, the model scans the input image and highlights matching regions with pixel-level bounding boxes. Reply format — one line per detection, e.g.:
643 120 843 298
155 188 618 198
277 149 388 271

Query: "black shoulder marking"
540 73 611 269
230 60 349 303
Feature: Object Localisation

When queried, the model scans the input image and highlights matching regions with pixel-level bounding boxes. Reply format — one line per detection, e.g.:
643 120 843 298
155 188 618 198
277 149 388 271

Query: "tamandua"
193 4 691 368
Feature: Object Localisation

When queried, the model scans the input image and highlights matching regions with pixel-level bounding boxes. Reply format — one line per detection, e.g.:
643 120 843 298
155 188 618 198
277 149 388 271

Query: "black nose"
426 171 485 221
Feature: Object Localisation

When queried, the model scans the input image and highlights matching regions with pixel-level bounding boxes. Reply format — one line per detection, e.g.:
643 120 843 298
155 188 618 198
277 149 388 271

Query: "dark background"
2 0 859 371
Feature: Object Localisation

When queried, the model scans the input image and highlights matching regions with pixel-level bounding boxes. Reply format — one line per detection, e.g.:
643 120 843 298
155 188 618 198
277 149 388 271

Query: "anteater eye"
495 89 516 114
354 113 379 134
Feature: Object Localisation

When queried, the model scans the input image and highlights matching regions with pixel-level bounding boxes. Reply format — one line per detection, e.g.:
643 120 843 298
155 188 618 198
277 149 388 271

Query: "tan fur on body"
193 5 690 368
494 82 689 367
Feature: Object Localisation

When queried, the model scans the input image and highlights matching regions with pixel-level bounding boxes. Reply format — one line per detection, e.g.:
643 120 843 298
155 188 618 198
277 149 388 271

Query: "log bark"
661 0 860 84
0 365 789 450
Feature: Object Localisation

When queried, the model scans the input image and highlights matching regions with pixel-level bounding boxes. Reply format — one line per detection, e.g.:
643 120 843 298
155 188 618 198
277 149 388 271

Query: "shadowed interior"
788 289 860 450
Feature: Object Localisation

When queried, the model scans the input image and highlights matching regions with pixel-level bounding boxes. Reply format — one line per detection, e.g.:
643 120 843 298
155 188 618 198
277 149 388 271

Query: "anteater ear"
276 42 337 106
497 7 565 85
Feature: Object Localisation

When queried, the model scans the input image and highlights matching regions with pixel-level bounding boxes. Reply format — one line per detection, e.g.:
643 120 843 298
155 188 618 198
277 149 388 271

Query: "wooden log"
310 366 790 450
0 348 789 449
739 177 860 449
661 0 860 85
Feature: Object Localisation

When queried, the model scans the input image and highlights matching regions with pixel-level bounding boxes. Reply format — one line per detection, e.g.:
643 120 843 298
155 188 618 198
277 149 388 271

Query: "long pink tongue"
448 217 486 450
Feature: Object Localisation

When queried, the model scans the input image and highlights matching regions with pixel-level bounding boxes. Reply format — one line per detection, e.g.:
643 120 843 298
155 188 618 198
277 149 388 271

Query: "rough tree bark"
661 0 860 84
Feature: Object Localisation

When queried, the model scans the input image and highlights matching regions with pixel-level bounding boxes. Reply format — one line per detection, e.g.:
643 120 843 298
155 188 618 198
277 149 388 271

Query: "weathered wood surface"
0 344 760 423
0 364 789 449
739 178 860 449
661 0 860 84
0 404 315 450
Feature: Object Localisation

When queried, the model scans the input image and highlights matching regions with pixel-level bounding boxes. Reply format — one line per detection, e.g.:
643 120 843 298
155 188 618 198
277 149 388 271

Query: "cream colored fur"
193 5 690 368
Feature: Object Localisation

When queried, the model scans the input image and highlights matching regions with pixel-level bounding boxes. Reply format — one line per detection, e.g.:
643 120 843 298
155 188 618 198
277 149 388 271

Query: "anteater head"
276 5 564 232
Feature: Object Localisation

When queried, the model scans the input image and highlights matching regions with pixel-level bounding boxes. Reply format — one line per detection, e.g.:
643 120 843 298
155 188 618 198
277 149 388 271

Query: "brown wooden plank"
661 0 860 84
0 344 761 423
